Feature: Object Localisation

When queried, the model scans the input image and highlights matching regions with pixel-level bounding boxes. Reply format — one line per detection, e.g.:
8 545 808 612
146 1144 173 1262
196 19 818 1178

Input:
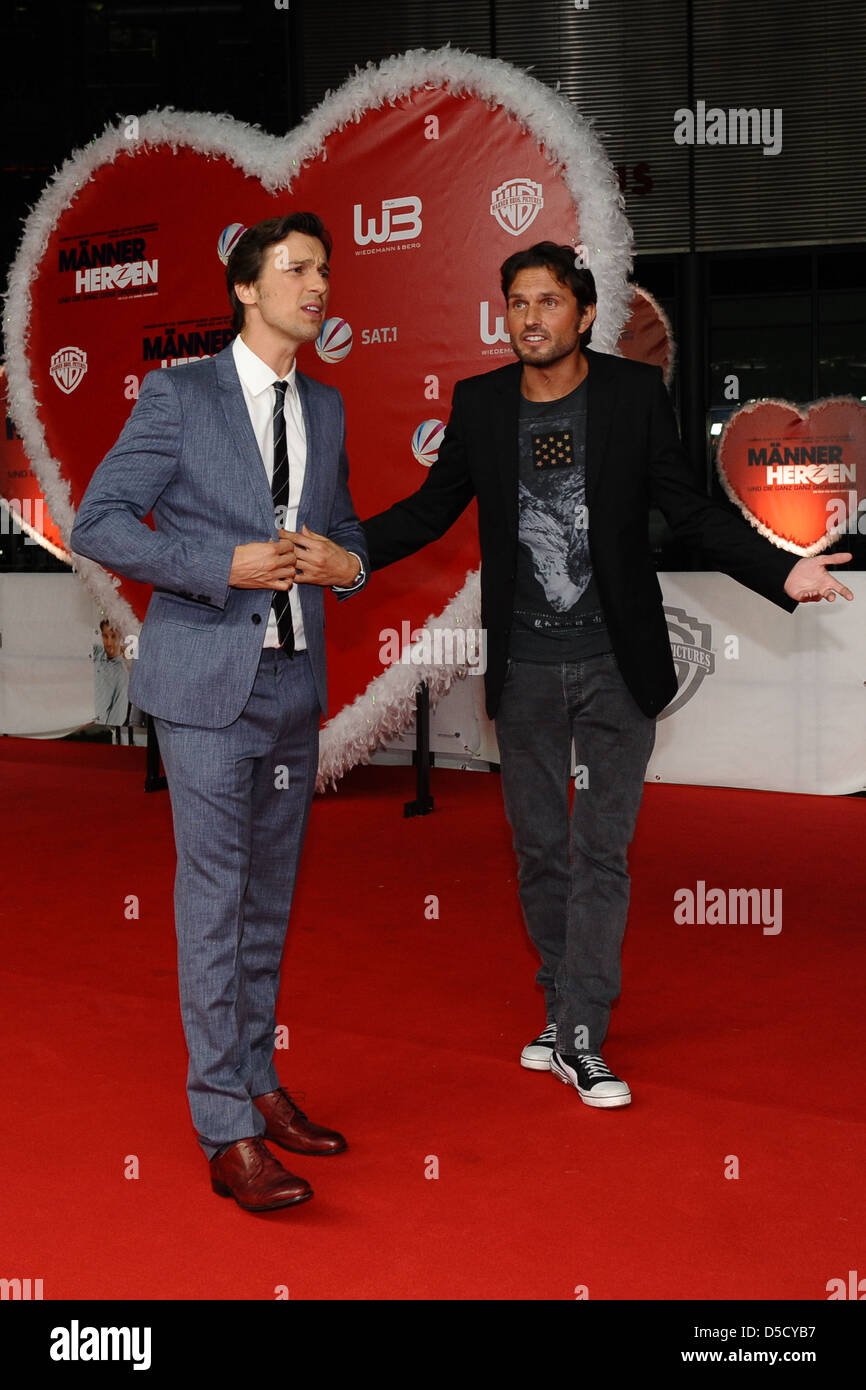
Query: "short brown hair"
226 213 333 335
501 241 597 347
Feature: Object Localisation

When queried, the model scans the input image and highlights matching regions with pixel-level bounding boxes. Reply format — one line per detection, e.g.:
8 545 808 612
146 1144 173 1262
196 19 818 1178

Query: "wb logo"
660 606 715 719
353 197 422 245
480 301 510 346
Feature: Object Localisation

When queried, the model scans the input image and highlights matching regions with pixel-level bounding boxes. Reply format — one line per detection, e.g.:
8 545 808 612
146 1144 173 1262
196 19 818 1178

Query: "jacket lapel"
294 371 324 529
494 363 522 535
293 371 329 629
214 346 276 534
584 348 616 506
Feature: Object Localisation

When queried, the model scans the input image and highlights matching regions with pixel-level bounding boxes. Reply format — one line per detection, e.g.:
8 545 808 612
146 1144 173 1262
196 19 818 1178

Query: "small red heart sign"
717 398 866 555
617 285 674 385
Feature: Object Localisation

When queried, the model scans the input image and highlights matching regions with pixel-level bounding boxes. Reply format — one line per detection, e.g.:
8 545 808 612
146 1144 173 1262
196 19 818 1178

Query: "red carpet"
1 736 863 1301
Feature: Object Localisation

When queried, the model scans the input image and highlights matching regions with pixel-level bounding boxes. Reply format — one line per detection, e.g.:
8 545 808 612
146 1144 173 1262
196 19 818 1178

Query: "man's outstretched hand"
280 525 361 587
784 552 855 604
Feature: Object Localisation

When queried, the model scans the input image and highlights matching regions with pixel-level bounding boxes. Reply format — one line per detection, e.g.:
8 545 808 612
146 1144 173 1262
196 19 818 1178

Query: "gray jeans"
494 653 656 1055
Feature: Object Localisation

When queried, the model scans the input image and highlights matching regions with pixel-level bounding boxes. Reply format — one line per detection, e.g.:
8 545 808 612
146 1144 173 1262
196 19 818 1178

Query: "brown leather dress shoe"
253 1087 348 1156
210 1136 313 1211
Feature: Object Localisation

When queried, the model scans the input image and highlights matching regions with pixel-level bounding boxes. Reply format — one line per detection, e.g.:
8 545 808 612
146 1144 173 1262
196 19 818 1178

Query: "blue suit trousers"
155 648 320 1159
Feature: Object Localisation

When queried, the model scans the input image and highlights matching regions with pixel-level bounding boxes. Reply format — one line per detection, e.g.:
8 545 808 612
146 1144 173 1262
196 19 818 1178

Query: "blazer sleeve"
362 380 476 570
70 369 234 608
323 391 370 601
647 370 798 612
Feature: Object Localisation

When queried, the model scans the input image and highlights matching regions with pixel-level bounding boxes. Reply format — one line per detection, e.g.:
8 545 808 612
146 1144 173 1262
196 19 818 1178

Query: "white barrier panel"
0 574 97 736
422 572 865 796
647 572 865 795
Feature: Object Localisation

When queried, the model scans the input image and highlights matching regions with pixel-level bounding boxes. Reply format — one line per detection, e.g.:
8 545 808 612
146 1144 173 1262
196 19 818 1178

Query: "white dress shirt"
232 333 307 650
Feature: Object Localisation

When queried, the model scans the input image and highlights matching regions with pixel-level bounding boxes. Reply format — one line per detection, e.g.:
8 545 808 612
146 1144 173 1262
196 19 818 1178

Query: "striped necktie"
271 379 295 656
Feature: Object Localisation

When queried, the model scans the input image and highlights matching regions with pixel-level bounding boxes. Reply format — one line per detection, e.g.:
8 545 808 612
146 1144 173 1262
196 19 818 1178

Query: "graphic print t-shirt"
510 379 610 661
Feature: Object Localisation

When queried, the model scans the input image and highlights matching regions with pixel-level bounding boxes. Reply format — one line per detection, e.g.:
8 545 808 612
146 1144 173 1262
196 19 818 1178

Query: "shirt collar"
232 333 298 398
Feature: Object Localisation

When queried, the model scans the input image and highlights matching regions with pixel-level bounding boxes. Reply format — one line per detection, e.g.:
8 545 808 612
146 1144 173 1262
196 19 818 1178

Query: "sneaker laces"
581 1054 614 1080
536 1022 557 1043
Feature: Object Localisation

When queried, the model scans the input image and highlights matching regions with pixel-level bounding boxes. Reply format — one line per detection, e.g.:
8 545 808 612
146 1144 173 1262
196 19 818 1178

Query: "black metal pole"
403 681 434 817
680 0 708 489
681 251 708 485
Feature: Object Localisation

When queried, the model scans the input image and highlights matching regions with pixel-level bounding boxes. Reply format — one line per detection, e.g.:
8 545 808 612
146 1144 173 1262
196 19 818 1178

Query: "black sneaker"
550 1051 631 1107
520 1021 557 1071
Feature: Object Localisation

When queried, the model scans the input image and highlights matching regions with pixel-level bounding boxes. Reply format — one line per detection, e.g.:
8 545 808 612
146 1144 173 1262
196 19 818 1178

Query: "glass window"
819 292 866 399
710 295 811 405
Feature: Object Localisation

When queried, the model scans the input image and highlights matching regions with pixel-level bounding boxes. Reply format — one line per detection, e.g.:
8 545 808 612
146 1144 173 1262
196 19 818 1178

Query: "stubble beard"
512 330 581 368
256 286 324 346
292 316 322 343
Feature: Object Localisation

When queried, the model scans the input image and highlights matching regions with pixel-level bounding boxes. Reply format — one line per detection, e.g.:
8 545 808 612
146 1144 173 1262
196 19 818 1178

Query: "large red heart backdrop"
717 398 866 556
6 50 637 748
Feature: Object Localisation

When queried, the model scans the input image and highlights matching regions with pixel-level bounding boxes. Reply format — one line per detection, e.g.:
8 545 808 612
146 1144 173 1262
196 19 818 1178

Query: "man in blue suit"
71 213 368 1212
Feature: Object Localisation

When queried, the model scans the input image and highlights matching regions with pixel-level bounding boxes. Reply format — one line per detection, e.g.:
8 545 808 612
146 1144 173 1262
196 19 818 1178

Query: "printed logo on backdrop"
353 197 422 252
361 326 397 345
49 346 88 394
479 301 512 356
489 179 544 236
57 224 159 301
142 318 233 370
316 318 353 363
412 419 446 467
659 606 716 719
217 222 246 264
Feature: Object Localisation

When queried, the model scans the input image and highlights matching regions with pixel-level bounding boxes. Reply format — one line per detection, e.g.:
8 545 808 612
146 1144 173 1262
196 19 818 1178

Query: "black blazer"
363 349 797 720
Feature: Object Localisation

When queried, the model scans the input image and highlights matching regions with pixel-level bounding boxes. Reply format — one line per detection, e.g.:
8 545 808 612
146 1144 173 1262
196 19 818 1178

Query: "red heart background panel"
10 52 640 740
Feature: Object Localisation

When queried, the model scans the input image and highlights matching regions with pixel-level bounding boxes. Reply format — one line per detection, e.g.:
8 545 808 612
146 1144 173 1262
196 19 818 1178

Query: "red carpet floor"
0 736 863 1301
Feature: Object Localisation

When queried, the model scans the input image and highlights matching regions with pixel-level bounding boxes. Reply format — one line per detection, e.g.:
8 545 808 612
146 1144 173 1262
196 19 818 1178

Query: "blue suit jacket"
71 344 368 727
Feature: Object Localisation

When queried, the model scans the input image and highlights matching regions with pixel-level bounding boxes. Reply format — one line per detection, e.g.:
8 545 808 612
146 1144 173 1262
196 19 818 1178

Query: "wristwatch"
333 551 366 592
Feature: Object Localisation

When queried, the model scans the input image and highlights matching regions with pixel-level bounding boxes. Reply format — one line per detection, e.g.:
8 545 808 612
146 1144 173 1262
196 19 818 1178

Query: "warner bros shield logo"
489 179 544 236
660 606 716 719
49 346 88 394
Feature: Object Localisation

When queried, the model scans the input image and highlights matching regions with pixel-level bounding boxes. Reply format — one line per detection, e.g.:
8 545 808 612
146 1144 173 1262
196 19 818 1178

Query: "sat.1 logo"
315 317 353 363
412 419 445 467
217 222 247 264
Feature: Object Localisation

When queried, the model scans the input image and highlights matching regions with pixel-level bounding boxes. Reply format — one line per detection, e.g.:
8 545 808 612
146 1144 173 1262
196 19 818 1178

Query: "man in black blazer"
363 241 851 1107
